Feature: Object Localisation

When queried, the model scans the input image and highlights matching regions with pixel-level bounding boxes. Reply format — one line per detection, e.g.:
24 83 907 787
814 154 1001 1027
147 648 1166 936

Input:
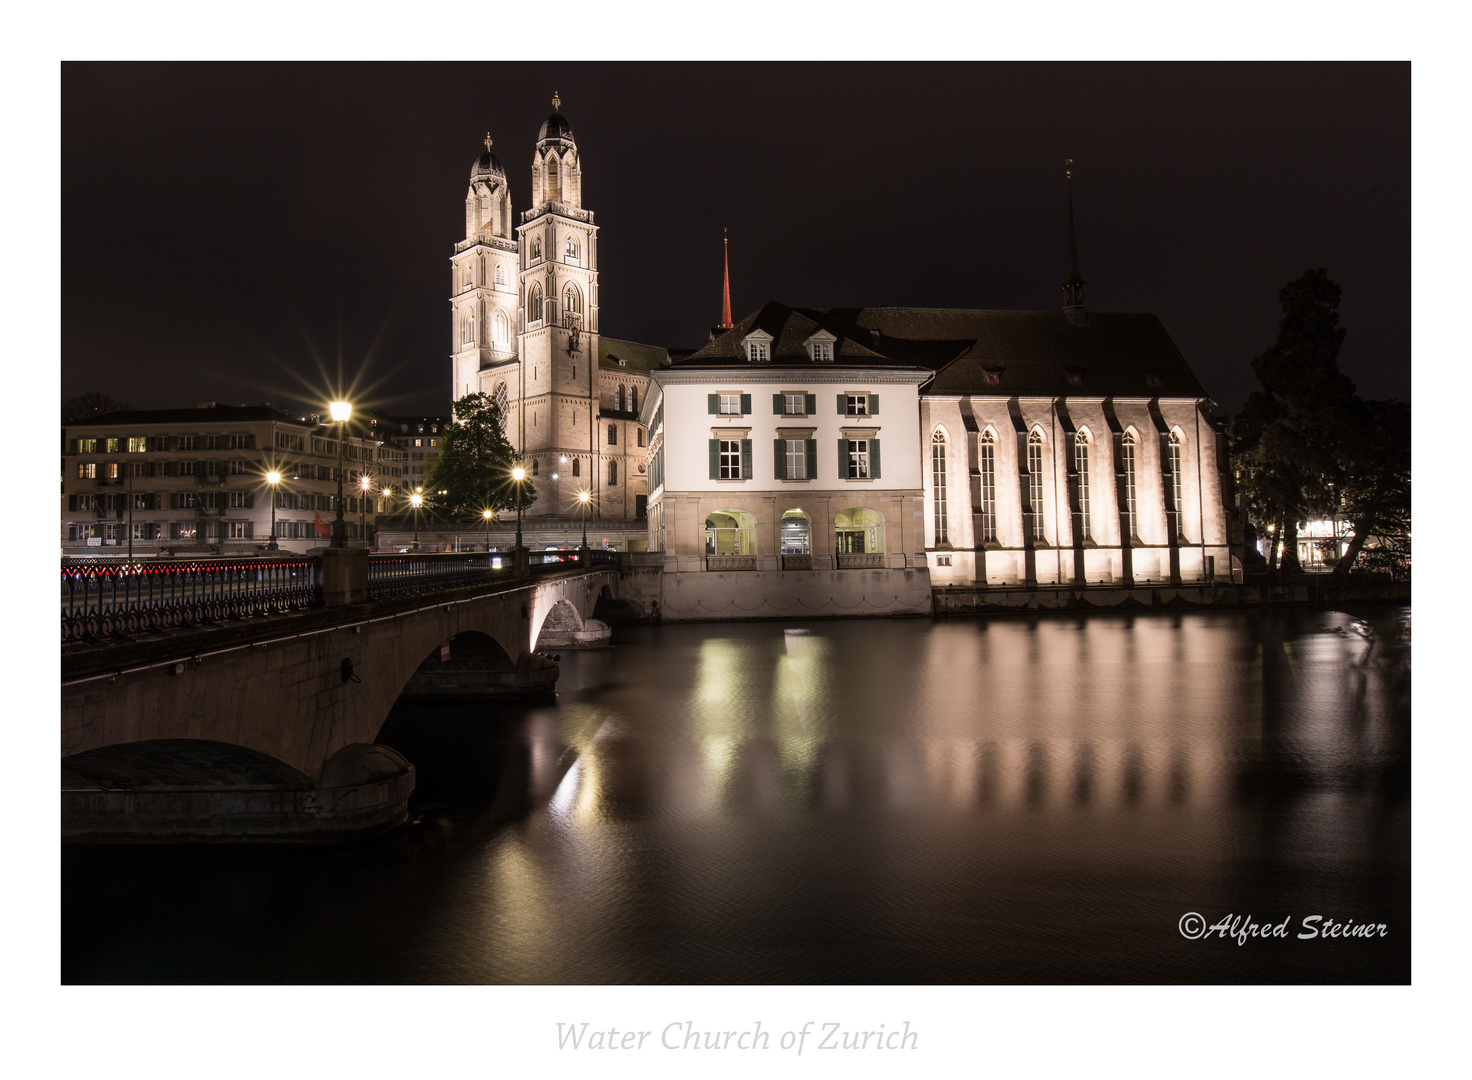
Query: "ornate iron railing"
61 556 317 644
367 551 512 600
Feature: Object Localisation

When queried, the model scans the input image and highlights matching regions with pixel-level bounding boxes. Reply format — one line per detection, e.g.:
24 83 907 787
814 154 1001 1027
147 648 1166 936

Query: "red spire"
720 227 733 329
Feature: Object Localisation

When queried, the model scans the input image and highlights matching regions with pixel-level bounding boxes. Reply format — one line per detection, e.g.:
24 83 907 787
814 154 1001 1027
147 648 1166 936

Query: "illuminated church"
448 94 661 527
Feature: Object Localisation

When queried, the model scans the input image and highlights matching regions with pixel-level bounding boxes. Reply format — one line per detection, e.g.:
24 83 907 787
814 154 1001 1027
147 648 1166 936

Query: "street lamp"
359 474 371 548
329 400 352 548
410 487 423 551
511 465 526 550
578 489 590 551
266 470 281 551
482 507 494 552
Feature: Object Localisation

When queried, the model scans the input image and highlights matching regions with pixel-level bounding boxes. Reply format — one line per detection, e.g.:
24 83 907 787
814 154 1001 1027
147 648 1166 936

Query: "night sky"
61 63 1409 418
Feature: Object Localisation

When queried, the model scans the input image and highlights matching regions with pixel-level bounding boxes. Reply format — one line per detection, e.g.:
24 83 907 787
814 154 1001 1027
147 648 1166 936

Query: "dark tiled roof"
599 336 671 372
674 301 1208 398
65 405 299 428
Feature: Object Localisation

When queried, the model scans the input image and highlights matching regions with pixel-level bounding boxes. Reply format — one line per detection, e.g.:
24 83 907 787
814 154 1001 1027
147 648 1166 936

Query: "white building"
447 94 664 529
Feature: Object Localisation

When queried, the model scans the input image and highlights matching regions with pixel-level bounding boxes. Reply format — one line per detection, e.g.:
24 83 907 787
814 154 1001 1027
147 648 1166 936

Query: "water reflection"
62 608 1410 984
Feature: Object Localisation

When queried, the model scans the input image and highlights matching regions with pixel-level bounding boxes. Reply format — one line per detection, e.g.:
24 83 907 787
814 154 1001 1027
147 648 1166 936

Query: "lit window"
931 430 949 544
785 439 807 479
1122 431 1138 538
77 462 96 479
979 432 997 543
1169 432 1185 528
127 437 146 453
848 439 870 479
811 341 833 362
1027 430 1045 541
1074 430 1092 540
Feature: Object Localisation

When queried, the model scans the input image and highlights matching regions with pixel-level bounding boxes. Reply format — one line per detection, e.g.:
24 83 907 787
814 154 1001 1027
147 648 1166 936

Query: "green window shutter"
245 521 255 539
871 438 882 479
67 439 77 454
67 495 77 511
805 439 817 479
740 393 751 415
245 492 255 509
774 439 786 480
837 393 847 414
805 393 816 415
741 439 752 479
838 439 849 479
708 394 719 414
868 393 880 415
773 393 783 414
709 439 719 479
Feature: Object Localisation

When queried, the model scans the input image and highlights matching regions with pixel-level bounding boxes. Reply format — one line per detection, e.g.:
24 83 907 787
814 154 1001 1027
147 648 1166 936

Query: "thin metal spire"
1063 159 1086 320
720 227 734 329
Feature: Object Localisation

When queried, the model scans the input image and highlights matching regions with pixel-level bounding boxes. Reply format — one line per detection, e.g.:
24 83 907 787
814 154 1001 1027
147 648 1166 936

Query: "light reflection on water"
62 608 1409 984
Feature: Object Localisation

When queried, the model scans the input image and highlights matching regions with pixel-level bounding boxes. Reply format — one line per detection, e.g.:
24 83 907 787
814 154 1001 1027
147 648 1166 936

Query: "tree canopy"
1231 269 1409 576
424 392 535 520
63 392 133 423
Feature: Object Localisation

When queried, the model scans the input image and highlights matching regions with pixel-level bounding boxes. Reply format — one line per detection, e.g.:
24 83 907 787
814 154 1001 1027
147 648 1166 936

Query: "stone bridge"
61 566 619 840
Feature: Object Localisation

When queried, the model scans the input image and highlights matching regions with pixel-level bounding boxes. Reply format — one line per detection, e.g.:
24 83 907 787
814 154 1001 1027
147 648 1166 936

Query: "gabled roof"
672 301 1208 398
599 336 671 372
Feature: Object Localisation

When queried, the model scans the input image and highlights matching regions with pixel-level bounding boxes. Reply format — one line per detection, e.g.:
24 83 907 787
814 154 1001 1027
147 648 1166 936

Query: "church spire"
1063 158 1086 325
720 228 734 330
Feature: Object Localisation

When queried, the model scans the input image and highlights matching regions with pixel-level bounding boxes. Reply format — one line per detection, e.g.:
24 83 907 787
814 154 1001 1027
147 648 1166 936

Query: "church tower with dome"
450 95 659 530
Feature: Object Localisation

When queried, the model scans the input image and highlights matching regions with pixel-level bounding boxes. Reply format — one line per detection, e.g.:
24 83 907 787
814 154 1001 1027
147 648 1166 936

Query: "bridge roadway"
61 561 620 840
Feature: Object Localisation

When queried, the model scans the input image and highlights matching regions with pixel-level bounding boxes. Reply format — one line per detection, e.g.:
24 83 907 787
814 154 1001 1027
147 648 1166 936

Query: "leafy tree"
62 391 133 423
1334 398 1410 579
425 392 535 519
1230 269 1358 572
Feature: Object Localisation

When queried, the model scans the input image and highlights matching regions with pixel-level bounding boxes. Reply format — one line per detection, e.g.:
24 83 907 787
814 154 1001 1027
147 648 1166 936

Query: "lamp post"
411 488 423 551
512 466 526 550
329 400 352 547
483 507 494 552
578 490 590 554
266 470 281 551
359 474 371 549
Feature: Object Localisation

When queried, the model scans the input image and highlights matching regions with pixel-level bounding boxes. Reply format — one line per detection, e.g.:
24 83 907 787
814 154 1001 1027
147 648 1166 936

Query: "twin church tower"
449 94 653 525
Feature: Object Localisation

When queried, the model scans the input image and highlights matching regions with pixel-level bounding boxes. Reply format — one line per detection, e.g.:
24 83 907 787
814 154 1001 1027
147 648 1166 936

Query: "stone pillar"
514 545 530 578
315 547 368 607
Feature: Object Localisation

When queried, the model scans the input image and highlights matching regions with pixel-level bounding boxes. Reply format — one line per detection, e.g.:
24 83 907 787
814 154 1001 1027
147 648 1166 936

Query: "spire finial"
720 228 734 330
484 132 493 151
1065 157 1073 181
1063 158 1085 322
552 90 561 111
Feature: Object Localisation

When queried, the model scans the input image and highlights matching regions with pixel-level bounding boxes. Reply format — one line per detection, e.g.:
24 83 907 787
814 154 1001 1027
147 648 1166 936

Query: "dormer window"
1145 371 1163 388
805 329 837 362
1066 371 1084 387
742 329 773 363
983 369 1002 386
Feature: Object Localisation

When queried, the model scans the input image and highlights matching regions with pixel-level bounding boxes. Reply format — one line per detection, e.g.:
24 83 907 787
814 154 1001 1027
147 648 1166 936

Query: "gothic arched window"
1121 430 1138 539
530 237 542 261
565 235 579 261
547 156 560 201
495 264 506 286
1074 429 1092 540
527 284 543 326
493 382 508 415
629 387 638 412
931 429 949 545
493 311 509 345
614 385 624 411
460 308 473 345
1168 431 1186 529
979 430 997 543
563 282 582 316
1027 429 1046 541
572 458 580 477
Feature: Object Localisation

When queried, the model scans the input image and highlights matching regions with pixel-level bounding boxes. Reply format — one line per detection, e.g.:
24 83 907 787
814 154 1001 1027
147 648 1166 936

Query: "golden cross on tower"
484 132 493 151
552 91 562 111
1065 158 1074 180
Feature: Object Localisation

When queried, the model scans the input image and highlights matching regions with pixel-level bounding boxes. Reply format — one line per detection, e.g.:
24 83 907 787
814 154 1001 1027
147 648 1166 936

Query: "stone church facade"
448 96 662 527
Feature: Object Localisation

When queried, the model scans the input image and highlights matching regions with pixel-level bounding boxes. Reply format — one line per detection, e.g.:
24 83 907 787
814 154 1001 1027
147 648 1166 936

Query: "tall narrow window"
1027 430 1045 541
931 430 949 544
527 284 543 325
719 440 742 479
1074 430 1092 540
614 386 623 411
979 431 997 543
608 424 617 446
1122 431 1138 538
629 388 637 411
608 460 617 485
493 311 509 345
495 264 506 285
572 458 580 477
1168 432 1185 530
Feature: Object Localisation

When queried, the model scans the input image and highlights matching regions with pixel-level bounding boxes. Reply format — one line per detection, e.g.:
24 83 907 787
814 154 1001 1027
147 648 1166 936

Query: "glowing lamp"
329 401 352 423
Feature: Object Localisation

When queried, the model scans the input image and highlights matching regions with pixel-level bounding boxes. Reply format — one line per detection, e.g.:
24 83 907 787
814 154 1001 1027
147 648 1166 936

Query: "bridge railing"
367 551 514 600
62 549 613 643
62 555 318 643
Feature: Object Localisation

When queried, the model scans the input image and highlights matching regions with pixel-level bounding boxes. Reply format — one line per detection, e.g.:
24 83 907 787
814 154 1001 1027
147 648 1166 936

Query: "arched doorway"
835 507 885 567
779 508 811 569
705 509 757 567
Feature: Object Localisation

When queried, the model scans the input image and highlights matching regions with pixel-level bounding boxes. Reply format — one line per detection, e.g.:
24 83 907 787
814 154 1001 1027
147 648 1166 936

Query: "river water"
62 607 1410 984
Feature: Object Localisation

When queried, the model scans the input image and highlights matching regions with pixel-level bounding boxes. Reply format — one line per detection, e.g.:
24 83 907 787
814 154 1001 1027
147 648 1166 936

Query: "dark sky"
61 62 1409 418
